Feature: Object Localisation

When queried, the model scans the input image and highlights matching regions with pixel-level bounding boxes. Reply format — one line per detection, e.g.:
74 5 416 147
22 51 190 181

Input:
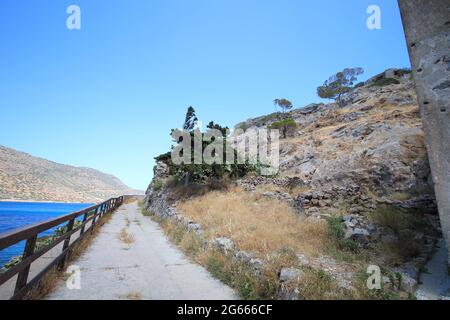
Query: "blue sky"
0 0 411 190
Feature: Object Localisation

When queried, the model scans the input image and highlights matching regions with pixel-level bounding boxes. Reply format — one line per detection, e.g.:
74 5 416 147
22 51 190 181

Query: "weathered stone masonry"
398 0 450 263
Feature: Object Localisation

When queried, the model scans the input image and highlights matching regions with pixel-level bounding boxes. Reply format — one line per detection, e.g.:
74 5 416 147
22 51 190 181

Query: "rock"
349 207 361 214
297 254 310 266
351 124 374 138
343 215 353 222
344 220 356 228
400 273 418 293
213 237 234 252
187 222 201 233
399 265 419 282
250 258 264 272
306 207 320 216
344 227 370 244
383 276 392 285
153 161 169 179
298 103 323 115
235 251 252 263
359 105 374 112
336 276 354 291
279 268 303 282
262 192 277 198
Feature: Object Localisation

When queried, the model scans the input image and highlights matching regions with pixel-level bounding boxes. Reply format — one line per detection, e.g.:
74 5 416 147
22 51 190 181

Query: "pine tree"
273 99 293 114
317 68 364 107
183 106 198 131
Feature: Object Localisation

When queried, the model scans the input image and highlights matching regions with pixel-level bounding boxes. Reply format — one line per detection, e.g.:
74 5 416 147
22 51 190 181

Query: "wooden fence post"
14 235 37 294
58 218 75 270
80 212 88 235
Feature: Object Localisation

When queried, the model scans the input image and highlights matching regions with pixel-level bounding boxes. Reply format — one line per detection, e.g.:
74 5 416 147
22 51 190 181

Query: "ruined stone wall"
398 0 450 263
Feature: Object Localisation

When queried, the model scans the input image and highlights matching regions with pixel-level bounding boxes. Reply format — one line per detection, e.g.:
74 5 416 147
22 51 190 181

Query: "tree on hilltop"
317 68 364 107
183 106 198 131
273 98 293 114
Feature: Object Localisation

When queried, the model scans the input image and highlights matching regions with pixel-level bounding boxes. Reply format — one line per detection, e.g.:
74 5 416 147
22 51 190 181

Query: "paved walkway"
416 239 450 300
45 202 236 300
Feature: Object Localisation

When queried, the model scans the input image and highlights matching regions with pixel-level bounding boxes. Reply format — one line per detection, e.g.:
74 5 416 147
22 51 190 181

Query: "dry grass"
150 215 276 299
177 186 329 258
149 201 404 300
118 228 135 245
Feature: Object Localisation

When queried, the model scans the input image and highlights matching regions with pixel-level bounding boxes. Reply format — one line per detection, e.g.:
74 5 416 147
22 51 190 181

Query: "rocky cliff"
0 145 140 203
237 69 431 196
144 69 442 299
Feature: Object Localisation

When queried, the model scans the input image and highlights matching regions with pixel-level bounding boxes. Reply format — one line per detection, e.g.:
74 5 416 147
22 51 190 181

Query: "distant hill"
0 145 142 203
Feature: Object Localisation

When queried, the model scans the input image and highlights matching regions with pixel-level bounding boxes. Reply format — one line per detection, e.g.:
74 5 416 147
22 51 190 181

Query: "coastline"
0 199 96 204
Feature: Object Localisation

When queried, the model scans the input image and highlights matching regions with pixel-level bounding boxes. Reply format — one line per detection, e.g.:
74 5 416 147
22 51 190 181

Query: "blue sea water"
0 201 93 267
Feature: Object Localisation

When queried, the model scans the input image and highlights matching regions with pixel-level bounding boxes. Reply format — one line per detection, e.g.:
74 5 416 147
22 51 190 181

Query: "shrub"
396 68 412 77
235 122 250 131
326 216 360 253
155 107 263 186
370 206 405 234
317 67 364 106
261 113 282 123
268 118 298 129
370 78 400 87
153 180 163 191
268 118 298 139
370 205 437 263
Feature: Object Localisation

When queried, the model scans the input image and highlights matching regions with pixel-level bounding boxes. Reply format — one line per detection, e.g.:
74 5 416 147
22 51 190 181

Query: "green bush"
235 122 250 131
396 68 412 77
370 78 400 87
154 107 265 186
370 206 405 235
327 216 360 253
261 113 282 123
268 118 298 139
153 180 163 191
268 118 298 130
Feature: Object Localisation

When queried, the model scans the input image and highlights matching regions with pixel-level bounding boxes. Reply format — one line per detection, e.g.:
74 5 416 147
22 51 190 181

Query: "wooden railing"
0 196 124 300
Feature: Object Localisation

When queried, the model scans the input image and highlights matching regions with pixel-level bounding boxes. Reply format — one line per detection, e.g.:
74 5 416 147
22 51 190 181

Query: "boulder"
250 258 264 273
213 237 234 252
297 254 310 266
234 251 252 263
279 268 303 282
345 227 370 242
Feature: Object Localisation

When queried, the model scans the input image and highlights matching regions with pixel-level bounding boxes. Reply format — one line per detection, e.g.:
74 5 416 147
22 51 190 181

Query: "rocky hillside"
0 145 140 203
236 68 431 197
144 69 443 299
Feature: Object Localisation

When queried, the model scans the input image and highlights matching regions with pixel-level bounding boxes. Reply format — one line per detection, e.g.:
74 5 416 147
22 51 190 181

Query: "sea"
0 201 93 268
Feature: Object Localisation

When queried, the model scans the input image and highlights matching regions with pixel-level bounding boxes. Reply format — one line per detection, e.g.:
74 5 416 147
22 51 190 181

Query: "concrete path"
45 202 237 300
416 239 450 300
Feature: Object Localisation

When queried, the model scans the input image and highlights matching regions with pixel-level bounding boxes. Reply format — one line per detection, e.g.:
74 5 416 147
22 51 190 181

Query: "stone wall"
398 0 450 264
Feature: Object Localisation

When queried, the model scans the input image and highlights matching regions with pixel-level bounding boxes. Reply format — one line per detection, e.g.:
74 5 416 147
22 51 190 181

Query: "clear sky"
0 0 411 190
